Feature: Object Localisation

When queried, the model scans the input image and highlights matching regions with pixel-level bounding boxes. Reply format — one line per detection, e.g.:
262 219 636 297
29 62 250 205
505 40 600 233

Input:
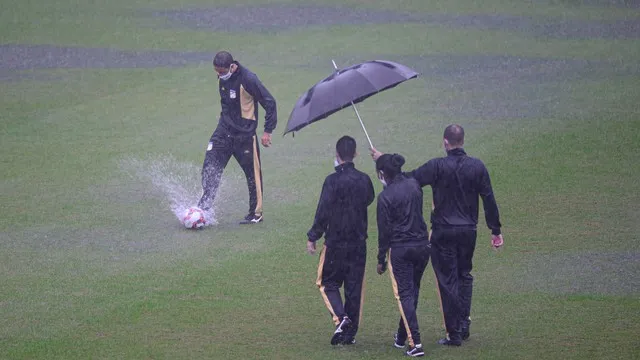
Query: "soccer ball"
182 207 206 229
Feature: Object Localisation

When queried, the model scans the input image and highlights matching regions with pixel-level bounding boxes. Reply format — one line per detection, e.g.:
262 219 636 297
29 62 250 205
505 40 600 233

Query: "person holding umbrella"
307 135 375 346
375 153 430 357
198 51 277 224
371 124 504 346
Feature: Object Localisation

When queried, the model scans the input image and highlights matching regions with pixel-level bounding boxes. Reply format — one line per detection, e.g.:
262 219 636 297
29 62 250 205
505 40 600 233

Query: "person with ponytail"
375 153 430 357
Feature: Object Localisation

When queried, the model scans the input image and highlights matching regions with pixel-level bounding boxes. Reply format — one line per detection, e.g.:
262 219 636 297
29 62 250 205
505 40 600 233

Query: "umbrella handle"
331 59 375 150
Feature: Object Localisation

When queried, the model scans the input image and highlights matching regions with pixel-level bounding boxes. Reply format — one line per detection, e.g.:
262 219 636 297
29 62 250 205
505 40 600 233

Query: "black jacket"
376 174 429 265
307 162 375 247
217 62 277 135
407 148 502 235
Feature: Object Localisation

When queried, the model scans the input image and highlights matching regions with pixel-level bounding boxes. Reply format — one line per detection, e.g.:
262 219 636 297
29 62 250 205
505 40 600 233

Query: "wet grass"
1 0 639 359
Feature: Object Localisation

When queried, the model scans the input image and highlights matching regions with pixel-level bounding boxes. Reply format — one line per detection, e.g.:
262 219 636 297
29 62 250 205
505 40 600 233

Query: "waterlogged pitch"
1 1 639 359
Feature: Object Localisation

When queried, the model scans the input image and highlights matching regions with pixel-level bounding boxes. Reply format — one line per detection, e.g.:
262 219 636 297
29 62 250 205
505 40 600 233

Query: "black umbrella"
284 59 419 148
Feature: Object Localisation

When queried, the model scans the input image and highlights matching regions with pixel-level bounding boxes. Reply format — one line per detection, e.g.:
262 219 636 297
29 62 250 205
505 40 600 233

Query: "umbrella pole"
332 60 375 149
350 101 374 149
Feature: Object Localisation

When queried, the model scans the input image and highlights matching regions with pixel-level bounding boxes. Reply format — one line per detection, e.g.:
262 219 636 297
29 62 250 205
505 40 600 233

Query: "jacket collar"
388 173 405 185
334 162 355 172
446 147 467 157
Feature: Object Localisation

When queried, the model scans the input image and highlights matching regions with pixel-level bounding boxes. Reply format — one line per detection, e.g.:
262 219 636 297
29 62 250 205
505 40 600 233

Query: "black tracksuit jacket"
307 163 375 246
407 148 501 235
217 62 277 135
376 174 429 265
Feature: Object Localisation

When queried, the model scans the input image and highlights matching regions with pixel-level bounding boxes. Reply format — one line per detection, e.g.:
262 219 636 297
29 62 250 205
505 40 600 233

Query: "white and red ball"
182 207 206 229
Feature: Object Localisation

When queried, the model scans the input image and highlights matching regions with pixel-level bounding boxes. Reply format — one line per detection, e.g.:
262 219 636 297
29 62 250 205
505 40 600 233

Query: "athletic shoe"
393 333 405 348
437 337 462 346
405 344 425 357
331 316 351 345
239 213 263 225
341 335 356 345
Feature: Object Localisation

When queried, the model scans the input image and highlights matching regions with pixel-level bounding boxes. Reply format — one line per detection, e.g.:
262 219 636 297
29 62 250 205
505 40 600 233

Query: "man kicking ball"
198 51 277 224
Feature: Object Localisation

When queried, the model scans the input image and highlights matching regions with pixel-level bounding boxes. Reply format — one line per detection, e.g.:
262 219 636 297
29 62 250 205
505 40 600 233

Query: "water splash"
119 154 224 226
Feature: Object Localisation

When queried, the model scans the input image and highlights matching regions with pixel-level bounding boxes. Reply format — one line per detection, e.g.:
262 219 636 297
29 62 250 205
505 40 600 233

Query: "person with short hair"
372 124 504 346
307 135 375 346
375 153 431 357
198 51 277 224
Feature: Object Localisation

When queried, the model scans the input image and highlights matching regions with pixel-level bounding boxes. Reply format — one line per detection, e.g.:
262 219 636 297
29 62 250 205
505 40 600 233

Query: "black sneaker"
437 337 462 346
393 333 406 348
341 335 356 345
405 344 424 357
239 213 263 225
331 316 351 345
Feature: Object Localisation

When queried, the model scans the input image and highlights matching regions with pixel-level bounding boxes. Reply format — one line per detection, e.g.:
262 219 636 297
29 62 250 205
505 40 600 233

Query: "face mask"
219 70 232 81
334 158 340 167
378 172 387 187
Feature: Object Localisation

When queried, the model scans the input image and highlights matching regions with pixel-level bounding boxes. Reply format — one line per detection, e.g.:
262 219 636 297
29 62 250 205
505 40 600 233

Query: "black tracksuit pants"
430 227 477 341
316 243 367 337
198 125 263 215
388 244 430 347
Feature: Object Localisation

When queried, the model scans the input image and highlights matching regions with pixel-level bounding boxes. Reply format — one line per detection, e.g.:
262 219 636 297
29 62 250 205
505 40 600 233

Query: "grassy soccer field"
1 0 639 359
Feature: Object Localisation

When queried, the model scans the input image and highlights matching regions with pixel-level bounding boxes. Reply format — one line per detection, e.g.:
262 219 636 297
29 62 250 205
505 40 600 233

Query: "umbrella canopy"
284 60 419 136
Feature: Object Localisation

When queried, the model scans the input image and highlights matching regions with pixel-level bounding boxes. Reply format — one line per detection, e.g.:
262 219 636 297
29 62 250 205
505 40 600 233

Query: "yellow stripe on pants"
251 135 263 215
359 266 366 327
388 249 415 347
316 245 340 325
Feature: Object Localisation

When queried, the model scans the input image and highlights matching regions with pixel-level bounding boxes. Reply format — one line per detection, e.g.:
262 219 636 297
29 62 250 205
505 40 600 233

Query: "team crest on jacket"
230 89 236 99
